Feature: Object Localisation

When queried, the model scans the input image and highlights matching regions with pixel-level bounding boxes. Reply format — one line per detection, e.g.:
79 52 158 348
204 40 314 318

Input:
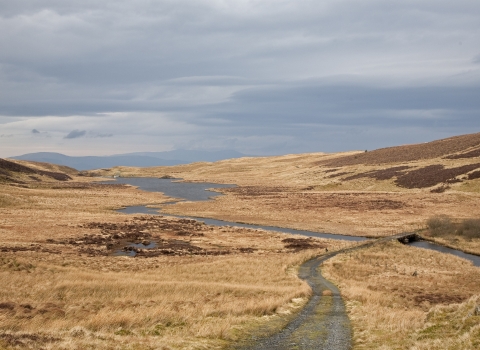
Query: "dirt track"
240 233 425 349
238 252 352 350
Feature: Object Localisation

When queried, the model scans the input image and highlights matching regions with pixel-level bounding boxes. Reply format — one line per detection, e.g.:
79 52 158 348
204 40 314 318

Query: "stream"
107 177 480 267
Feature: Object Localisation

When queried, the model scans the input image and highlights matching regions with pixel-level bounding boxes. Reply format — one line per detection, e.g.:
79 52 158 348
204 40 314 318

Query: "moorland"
1 132 480 349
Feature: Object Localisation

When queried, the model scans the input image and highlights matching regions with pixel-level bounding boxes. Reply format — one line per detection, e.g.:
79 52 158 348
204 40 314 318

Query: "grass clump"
427 215 480 240
414 295 480 349
458 219 480 239
426 215 455 237
0 258 35 272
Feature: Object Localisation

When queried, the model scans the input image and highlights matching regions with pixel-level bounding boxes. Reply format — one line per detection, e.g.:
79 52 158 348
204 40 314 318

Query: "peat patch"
282 238 327 251
50 216 260 257
468 170 480 180
0 331 59 348
444 147 480 159
327 171 353 178
395 163 480 189
320 132 480 166
343 166 411 181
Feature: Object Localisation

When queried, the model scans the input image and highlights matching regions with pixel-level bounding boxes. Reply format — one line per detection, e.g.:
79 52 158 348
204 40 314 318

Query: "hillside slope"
89 132 480 239
322 132 480 166
0 158 76 184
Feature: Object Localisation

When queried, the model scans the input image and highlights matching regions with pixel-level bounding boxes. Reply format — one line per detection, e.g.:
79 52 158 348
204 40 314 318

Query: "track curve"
238 252 352 350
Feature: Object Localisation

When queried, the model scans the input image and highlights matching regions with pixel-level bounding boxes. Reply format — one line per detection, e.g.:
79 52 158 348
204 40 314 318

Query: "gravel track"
238 252 353 350
238 235 408 349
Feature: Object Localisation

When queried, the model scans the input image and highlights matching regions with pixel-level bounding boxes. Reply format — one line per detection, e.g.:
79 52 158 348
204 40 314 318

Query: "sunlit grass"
322 241 480 349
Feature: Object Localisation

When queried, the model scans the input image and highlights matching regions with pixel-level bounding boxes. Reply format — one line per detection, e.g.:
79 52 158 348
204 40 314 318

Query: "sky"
1 0 479 157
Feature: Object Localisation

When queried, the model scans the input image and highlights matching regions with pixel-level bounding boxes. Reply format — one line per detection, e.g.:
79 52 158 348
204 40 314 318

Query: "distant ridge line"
10 149 251 171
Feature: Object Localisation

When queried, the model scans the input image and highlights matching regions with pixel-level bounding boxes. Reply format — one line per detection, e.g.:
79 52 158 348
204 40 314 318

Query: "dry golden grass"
419 216 480 255
0 177 352 349
89 149 480 238
2 133 480 348
0 252 317 349
420 235 480 256
322 241 480 349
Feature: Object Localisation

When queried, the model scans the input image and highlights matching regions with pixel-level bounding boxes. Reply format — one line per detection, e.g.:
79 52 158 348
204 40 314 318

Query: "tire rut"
237 234 413 349
237 252 353 350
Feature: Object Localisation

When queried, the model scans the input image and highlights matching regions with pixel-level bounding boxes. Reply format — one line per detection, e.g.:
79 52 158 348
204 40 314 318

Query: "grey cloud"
31 129 40 133
64 129 86 139
92 133 113 138
1 1 480 155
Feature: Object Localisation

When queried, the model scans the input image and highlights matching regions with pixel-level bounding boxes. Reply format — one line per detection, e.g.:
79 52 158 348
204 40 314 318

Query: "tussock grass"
322 241 480 349
458 219 480 239
427 215 455 237
0 194 15 208
411 295 480 350
0 252 318 349
424 215 480 255
0 180 350 349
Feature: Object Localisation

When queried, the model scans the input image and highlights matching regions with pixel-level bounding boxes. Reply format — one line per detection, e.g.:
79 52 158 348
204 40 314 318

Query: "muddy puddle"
113 241 157 257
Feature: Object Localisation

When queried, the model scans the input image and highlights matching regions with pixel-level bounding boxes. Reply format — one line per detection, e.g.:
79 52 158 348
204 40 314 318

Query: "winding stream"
108 177 479 349
108 177 479 266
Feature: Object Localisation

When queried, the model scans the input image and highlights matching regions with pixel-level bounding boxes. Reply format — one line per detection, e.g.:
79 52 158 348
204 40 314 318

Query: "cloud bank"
1 0 479 156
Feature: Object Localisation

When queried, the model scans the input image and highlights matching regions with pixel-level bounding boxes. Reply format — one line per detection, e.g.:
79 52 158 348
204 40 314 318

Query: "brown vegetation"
421 215 480 255
281 238 327 251
321 132 480 166
0 158 73 182
469 170 480 180
3 131 480 348
0 174 352 349
343 166 411 181
342 163 480 189
395 163 480 189
444 146 480 159
427 215 480 240
322 241 480 349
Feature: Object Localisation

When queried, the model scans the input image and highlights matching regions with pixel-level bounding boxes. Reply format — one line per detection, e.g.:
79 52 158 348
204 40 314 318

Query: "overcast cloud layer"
1 0 479 157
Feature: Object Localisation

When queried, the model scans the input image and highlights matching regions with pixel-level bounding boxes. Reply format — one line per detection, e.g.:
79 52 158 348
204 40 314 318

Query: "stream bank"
108 177 480 266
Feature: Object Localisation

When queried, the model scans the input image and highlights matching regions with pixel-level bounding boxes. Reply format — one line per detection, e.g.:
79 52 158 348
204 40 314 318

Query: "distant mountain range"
11 150 250 171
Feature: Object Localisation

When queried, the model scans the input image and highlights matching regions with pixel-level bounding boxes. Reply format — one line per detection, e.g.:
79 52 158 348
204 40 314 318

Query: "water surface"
409 241 480 267
108 177 235 201
111 177 479 265
113 178 366 242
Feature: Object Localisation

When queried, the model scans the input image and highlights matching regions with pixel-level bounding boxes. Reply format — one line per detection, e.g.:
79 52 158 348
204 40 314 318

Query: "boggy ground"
3 132 480 349
95 132 480 249
86 132 480 348
0 161 353 349
322 241 480 349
